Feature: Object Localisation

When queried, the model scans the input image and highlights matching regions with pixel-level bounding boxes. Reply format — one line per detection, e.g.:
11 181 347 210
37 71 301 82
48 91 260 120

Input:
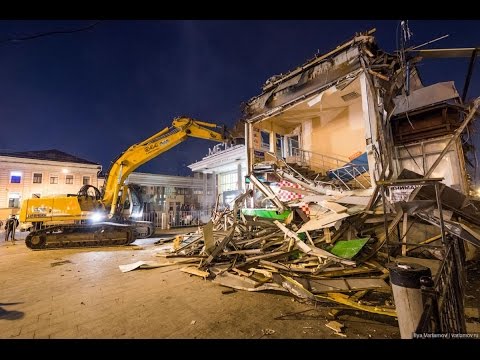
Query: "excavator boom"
103 117 226 217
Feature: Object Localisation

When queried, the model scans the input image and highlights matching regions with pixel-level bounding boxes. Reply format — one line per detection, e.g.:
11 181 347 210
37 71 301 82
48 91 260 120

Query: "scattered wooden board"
296 213 350 233
203 220 215 255
320 201 348 213
212 271 286 292
181 266 209 279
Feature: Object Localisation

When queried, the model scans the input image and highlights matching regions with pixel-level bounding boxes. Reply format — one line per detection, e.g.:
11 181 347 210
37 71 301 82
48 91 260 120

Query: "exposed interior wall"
394 136 466 193
310 100 365 159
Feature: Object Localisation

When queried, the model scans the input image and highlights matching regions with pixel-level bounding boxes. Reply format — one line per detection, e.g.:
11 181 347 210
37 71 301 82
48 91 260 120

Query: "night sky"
1 20 479 178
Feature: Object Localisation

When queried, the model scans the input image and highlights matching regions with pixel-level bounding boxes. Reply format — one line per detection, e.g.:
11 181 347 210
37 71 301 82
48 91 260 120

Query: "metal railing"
288 147 371 190
142 209 213 228
327 163 371 190
289 147 350 173
415 236 466 334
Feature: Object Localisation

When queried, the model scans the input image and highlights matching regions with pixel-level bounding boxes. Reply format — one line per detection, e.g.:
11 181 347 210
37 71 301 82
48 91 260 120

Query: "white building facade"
188 142 247 208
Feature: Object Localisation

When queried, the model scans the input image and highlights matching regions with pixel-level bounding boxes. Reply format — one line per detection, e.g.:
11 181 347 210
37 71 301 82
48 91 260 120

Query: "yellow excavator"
19 117 229 249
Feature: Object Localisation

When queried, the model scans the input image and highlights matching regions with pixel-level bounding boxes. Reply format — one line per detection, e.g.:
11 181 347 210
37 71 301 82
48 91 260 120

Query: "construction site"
1 24 480 340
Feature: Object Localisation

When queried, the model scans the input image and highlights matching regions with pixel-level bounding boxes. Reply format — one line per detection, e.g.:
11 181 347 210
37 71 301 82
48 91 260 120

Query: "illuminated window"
8 192 20 208
33 173 43 184
218 172 238 194
82 176 90 185
10 171 22 183
50 176 58 184
66 175 74 184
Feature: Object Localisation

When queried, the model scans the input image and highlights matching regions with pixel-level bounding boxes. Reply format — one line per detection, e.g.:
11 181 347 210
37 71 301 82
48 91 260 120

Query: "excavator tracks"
25 222 135 250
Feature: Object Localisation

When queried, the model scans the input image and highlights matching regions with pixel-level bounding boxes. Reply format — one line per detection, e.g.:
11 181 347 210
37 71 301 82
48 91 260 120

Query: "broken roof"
392 81 461 116
242 29 378 122
0 149 100 166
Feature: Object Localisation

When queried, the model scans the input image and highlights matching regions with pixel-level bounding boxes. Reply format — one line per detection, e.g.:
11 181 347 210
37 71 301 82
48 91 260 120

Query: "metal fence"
416 236 466 334
142 209 213 229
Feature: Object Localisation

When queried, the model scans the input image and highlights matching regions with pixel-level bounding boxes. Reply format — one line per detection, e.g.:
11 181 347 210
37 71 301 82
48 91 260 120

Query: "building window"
33 173 43 184
165 187 175 195
218 171 239 194
8 192 20 208
261 130 270 150
50 176 58 184
276 134 283 157
66 175 74 184
193 189 203 195
82 176 90 185
10 171 22 184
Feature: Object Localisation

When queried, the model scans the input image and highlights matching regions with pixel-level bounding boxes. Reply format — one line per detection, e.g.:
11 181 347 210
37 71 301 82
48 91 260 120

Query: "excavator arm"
102 117 228 217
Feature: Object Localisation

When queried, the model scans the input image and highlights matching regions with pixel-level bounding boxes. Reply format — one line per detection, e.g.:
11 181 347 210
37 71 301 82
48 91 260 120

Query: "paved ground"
0 228 403 339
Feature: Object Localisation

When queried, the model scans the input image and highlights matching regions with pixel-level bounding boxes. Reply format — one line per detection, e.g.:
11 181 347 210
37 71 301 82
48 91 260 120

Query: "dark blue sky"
1 20 479 177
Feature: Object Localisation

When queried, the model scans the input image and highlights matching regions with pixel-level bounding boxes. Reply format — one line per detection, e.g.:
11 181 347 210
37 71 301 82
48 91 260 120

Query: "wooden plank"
368 68 389 81
200 226 235 268
299 277 389 293
248 268 273 278
305 231 315 246
180 266 209 278
280 186 312 196
271 273 317 301
325 228 331 244
245 251 286 263
303 195 335 203
231 267 252 277
202 220 215 255
296 213 350 233
320 201 348 213
273 220 356 266
212 271 285 292
406 234 442 253
223 249 262 256
333 195 371 206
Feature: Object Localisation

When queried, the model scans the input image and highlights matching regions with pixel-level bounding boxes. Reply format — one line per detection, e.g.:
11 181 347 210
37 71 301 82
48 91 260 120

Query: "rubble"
148 151 480 320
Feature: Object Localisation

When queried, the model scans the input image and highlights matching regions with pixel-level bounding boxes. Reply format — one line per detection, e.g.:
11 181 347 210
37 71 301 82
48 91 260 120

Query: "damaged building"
169 28 480 337
243 29 475 197
239 29 480 255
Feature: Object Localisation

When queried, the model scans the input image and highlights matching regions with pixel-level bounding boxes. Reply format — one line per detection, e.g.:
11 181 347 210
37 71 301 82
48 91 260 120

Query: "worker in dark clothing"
4 215 19 242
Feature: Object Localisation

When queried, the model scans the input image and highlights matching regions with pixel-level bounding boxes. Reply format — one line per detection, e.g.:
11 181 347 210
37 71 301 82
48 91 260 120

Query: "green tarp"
241 208 291 220
329 238 369 259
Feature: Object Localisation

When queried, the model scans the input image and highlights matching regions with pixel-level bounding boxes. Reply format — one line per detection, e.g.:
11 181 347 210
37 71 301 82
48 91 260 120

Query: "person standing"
4 215 19 242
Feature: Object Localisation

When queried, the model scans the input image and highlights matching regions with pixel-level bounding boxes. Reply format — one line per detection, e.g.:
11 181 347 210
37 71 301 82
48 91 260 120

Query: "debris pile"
153 159 480 320
156 187 401 317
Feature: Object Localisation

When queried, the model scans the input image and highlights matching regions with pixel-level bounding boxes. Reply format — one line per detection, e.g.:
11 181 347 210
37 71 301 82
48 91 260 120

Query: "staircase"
259 149 371 191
